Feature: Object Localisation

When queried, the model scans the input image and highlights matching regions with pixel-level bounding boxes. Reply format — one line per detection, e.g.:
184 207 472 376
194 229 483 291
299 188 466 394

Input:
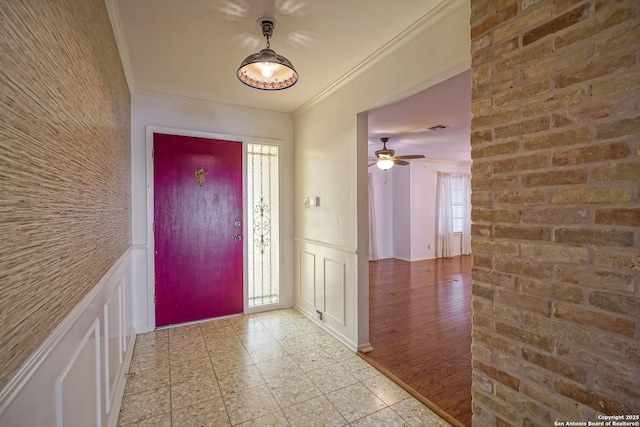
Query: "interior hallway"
364 256 472 427
118 308 453 426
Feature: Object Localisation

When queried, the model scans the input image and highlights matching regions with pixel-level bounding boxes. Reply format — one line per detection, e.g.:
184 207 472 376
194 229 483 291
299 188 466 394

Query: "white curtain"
461 173 472 255
368 173 378 261
436 172 453 258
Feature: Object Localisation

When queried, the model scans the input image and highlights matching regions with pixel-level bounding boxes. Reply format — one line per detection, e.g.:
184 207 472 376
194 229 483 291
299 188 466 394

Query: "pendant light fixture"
237 18 298 90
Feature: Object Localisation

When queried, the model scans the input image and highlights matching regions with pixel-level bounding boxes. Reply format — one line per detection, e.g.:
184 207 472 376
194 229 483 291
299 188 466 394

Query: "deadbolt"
234 220 241 227
235 235 242 241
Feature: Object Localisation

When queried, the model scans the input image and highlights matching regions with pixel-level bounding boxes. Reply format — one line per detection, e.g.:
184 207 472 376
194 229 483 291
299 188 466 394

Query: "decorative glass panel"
247 144 279 307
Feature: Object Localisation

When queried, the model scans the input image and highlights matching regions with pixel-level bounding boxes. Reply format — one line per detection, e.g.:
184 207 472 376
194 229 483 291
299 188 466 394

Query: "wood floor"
366 256 472 427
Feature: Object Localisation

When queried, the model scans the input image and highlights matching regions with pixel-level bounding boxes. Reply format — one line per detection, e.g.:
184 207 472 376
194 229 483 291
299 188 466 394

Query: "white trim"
104 0 135 93
293 237 357 254
134 89 290 116
293 0 468 118
0 250 134 427
294 304 358 352
393 256 436 262
0 248 132 413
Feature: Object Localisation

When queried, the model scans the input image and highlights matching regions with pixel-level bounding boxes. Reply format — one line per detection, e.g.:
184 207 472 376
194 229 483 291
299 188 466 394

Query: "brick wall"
470 0 639 425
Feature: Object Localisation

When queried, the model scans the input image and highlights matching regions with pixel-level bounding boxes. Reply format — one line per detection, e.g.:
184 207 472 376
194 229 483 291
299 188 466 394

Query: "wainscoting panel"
299 251 316 306
103 282 122 415
324 258 346 326
294 238 357 350
0 248 135 427
55 321 101 427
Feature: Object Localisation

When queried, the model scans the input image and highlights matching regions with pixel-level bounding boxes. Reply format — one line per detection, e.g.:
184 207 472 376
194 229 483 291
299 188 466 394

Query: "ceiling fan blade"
395 155 426 159
395 160 409 166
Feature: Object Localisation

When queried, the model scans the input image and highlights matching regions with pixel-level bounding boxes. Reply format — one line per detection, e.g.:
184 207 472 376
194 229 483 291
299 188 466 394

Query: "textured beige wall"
470 0 639 425
0 0 131 389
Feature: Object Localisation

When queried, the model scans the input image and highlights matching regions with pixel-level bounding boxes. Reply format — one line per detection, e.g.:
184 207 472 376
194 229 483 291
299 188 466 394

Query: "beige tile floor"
118 308 452 427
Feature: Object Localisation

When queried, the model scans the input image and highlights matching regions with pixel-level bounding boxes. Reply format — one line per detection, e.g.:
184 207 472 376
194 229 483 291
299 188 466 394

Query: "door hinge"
154 294 157 304
153 222 155 232
152 148 154 159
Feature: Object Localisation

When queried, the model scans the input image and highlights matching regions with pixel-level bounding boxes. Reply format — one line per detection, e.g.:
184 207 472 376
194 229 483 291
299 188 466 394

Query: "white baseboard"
0 248 136 427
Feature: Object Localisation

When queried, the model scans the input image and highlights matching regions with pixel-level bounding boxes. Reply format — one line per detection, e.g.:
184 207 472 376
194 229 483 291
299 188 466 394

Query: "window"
247 144 279 307
451 175 464 233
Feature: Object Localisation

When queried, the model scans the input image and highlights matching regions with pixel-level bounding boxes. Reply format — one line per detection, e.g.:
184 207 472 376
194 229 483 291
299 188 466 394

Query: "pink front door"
153 133 243 327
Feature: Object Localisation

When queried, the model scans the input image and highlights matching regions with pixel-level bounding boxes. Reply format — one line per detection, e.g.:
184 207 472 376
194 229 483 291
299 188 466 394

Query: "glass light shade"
376 159 394 170
237 48 298 90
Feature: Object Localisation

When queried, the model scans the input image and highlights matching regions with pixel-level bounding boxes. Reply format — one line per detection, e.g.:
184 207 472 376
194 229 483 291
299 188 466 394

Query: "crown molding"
293 0 467 118
104 0 135 94
132 88 292 118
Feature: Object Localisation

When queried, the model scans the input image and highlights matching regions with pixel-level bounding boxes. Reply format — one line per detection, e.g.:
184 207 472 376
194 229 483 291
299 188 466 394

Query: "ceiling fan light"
377 159 394 170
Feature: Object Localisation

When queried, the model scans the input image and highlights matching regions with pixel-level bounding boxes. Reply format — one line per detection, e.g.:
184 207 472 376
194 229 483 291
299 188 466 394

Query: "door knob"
235 235 242 241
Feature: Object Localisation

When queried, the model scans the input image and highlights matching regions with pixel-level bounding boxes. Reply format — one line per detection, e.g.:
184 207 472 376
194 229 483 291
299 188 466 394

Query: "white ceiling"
112 0 471 162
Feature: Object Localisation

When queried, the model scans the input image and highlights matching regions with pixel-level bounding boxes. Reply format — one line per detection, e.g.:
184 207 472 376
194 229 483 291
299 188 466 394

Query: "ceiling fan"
369 137 425 170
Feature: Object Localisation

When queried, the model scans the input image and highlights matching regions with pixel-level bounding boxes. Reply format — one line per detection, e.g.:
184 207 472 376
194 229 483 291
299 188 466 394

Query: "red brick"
493 154 548 173
596 116 640 140
473 330 517 355
495 79 550 107
521 348 588 382
472 283 495 301
519 277 584 303
522 168 587 187
552 142 630 166
554 265 633 292
589 292 640 318
593 332 640 362
473 360 520 391
521 85 587 117
474 268 516 287
494 117 549 139
495 417 514 427
471 3 519 38
494 225 550 241
473 37 520 68
595 208 640 226
473 253 493 268
552 301 635 336
473 208 520 223
555 379 633 414
591 247 640 271
523 4 590 46
495 289 550 315
554 228 634 247
593 162 640 182
472 176 519 192
471 129 493 145
494 383 553 425
555 54 636 88
555 5 637 49
494 191 547 205
522 127 590 151
521 208 587 225
495 257 552 279
472 141 519 159
495 321 552 351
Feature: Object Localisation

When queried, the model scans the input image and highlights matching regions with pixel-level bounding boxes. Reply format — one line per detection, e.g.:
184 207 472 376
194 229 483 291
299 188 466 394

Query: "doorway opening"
363 70 473 426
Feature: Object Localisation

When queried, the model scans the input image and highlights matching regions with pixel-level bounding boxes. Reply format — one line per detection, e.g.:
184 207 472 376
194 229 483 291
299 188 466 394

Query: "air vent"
428 124 449 131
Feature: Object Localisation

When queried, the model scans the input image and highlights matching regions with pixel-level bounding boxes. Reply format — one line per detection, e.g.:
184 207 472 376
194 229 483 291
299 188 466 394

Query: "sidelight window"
247 144 279 307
